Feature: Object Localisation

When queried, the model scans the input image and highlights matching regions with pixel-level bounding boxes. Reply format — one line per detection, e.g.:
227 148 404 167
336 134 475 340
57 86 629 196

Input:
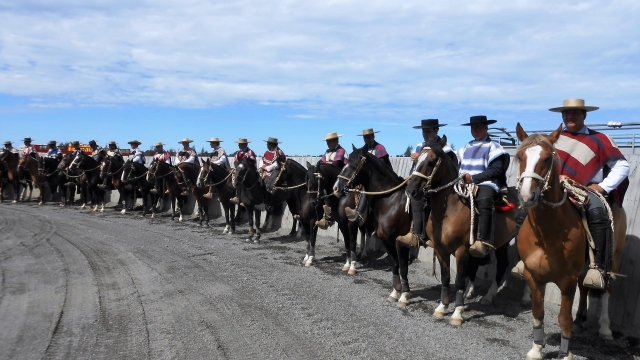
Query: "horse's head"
69 152 86 170
146 159 159 182
406 135 453 199
122 159 136 182
515 123 562 209
333 145 370 196
198 158 211 187
100 155 111 179
58 154 74 171
234 158 255 187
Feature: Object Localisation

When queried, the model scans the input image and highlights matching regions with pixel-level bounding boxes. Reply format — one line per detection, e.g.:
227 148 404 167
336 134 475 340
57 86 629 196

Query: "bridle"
337 155 366 190
198 162 234 187
271 158 306 191
236 162 259 190
516 149 567 208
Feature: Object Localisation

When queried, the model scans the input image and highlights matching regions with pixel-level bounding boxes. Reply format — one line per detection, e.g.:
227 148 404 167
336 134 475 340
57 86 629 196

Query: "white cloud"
0 0 638 118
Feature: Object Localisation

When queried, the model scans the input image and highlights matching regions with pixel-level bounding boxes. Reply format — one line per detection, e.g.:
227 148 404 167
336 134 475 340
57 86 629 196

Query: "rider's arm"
212 151 227 166
599 158 630 194
470 156 504 184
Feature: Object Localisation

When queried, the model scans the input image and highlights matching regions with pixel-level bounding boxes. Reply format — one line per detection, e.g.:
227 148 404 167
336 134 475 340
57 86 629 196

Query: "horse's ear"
352 144 357 151
547 124 563 144
516 123 528 142
440 135 447 146
306 161 312 169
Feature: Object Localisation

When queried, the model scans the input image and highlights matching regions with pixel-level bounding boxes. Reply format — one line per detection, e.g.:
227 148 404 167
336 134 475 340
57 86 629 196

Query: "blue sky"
1 0 639 156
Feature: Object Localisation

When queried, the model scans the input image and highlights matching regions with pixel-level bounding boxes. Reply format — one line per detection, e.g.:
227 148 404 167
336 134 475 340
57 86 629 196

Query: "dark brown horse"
18 155 49 204
175 162 210 227
334 147 409 283
120 160 158 217
514 124 627 360
68 152 105 212
100 154 125 207
147 159 187 222
405 136 518 325
198 159 236 233
233 158 264 242
0 151 21 203
57 154 78 206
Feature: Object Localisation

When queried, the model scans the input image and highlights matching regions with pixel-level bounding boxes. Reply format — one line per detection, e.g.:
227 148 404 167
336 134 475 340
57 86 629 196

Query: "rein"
204 166 235 186
271 159 306 191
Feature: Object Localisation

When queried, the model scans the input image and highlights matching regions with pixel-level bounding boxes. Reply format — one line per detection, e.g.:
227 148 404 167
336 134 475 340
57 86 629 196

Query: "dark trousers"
476 186 496 244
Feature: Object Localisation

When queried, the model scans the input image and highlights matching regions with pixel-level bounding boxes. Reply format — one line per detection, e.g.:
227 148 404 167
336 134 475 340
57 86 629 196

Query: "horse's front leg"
433 250 451 319
304 220 317 266
395 242 412 307
449 249 471 326
246 207 255 242
383 236 402 303
525 273 547 360
253 209 261 243
555 278 578 360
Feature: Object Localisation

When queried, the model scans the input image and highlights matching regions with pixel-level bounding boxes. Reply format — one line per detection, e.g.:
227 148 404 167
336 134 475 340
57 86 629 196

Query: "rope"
208 168 235 187
274 182 306 191
427 174 465 193
453 182 476 245
346 176 410 196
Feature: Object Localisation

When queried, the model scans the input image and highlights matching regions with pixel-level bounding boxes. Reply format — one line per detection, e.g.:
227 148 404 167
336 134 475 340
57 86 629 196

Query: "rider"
513 99 630 290
88 140 104 162
106 141 123 161
2 141 19 158
260 137 285 188
174 138 198 196
46 141 62 159
127 140 145 165
70 141 83 156
150 142 172 195
202 137 230 199
344 128 391 226
315 132 348 229
22 137 39 159
458 115 508 258
229 138 257 205
397 119 455 248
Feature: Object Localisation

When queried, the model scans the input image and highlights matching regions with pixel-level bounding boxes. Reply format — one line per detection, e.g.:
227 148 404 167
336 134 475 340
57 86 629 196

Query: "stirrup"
229 197 239 204
583 268 605 290
180 191 189 196
96 184 106 190
203 192 214 199
315 217 333 229
425 239 434 248
345 207 358 221
469 241 495 258
511 260 526 280
396 232 420 248
149 188 158 194
164 189 170 194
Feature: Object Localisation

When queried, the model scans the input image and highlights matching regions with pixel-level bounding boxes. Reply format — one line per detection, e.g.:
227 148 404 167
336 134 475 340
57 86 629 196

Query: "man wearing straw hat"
344 128 390 226
208 137 229 170
127 140 145 165
46 141 61 159
2 141 18 156
106 141 123 161
316 132 348 229
260 137 285 179
22 137 39 159
397 119 454 248
149 142 172 195
175 138 198 166
512 99 630 290
230 138 256 205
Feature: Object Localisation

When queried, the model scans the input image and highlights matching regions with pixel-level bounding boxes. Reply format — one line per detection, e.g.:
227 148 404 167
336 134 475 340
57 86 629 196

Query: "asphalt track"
1 202 638 360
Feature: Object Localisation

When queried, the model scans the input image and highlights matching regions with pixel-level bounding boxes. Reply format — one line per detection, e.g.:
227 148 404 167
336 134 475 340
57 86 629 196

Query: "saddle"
464 183 515 212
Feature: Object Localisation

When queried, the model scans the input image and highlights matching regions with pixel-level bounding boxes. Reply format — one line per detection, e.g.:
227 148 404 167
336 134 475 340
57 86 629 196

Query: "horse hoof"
342 263 350 271
599 332 614 341
348 267 357 275
450 317 463 326
253 239 260 243
480 297 493 305
38 201 44 205
398 292 410 307
12 200 17 204
387 289 400 302
304 256 314 267
100 209 104 213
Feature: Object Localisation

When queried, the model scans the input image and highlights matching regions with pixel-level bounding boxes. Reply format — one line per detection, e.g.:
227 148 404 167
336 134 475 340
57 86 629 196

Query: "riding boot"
396 198 429 248
583 207 611 290
469 197 496 258
511 207 528 280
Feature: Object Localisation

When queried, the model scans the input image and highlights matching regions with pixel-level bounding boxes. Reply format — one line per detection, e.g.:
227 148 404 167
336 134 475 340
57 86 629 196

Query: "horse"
68 152 106 212
233 158 264 242
18 155 50 204
175 162 210 227
40 156 66 202
100 154 126 207
147 159 187 221
404 136 518 325
57 154 79 206
199 159 236 234
260 162 299 235
120 160 158 217
334 146 409 284
0 151 21 203
311 161 363 272
514 124 627 360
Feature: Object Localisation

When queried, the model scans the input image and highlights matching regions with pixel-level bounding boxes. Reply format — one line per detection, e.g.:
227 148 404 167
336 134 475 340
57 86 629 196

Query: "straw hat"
178 138 194 143
208 137 223 143
154 142 164 147
128 140 141 145
322 132 343 141
357 128 380 136
549 98 599 112
413 119 447 129
264 137 281 144
235 138 251 144
461 115 497 126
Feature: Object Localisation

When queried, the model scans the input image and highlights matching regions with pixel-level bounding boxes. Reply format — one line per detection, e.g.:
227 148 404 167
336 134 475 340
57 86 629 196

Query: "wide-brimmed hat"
72 141 80 147
4 141 12 146
128 140 141 145
357 128 380 136
48 140 57 145
549 98 599 113
264 137 281 144
88 140 97 146
322 132 343 141
235 138 251 144
413 119 447 129
23 137 33 142
108 141 117 146
154 142 164 147
178 138 194 143
208 137 223 143
462 115 497 126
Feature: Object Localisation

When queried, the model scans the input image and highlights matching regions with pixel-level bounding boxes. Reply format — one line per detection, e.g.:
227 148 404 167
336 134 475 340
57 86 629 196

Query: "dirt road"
0 203 637 359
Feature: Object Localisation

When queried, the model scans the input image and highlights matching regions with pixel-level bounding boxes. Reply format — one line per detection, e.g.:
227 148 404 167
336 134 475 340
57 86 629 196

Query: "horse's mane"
417 137 457 174
516 133 559 163
352 147 401 182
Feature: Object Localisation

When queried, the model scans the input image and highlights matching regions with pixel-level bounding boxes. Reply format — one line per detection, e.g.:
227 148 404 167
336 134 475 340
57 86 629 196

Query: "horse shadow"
545 332 640 360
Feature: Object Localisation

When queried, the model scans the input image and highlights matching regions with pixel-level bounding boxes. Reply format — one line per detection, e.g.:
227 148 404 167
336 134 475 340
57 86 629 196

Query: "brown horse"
56 154 78 206
18 155 49 204
147 159 187 222
0 151 22 203
198 159 236 234
233 158 264 242
175 162 210 227
405 136 518 325
514 124 627 360
100 155 126 206
68 152 106 212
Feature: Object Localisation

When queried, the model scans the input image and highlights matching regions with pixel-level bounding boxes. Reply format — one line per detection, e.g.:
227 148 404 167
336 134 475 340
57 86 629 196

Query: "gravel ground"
0 202 638 360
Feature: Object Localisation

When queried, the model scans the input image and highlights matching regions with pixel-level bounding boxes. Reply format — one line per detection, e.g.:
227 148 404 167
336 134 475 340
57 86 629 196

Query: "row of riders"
0 98 629 359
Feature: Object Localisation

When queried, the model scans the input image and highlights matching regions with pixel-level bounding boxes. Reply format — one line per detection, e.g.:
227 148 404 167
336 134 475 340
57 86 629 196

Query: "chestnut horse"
198 159 236 234
334 146 410 283
405 136 518 325
18 155 49 204
233 158 264 242
514 124 627 360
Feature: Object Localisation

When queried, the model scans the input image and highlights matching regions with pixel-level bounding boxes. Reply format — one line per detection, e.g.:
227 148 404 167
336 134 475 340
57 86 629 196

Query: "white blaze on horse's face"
520 145 543 203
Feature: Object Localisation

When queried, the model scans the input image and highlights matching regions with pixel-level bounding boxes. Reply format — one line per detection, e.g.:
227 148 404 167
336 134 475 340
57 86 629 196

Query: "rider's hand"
588 184 606 194
463 173 473 184
410 152 419 161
